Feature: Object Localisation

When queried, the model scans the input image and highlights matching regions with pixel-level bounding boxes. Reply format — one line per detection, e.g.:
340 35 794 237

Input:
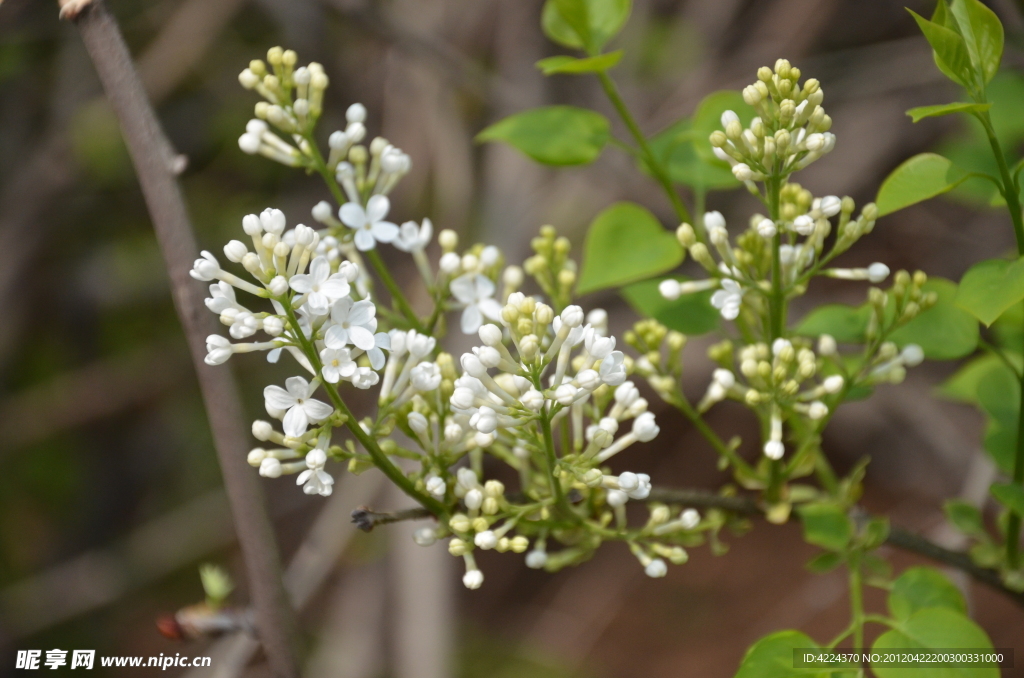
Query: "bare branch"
66 2 299 675
351 506 432 532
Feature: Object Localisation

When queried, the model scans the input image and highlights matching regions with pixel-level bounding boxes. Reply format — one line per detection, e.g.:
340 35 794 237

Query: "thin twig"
66 3 299 676
351 506 432 532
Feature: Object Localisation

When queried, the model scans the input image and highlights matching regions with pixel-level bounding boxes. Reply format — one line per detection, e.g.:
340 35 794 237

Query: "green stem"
673 392 755 476
766 174 785 499
850 561 865 652
767 175 786 341
281 301 446 517
979 112 1024 569
365 249 426 332
596 71 691 225
540 407 575 521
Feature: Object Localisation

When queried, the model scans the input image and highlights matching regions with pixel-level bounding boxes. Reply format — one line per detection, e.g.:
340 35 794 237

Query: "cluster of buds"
208 49 936 592
663 201 882 323
237 46 412 196
711 58 835 184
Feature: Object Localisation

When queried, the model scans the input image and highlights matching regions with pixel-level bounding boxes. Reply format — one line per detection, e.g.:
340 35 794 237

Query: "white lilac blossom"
264 377 334 438
215 50 937 594
288 256 353 315
450 273 503 334
340 195 399 251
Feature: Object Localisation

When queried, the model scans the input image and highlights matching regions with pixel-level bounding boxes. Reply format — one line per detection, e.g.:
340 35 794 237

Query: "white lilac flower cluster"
192 47 712 589
712 58 835 183
192 205 397 496
644 61 934 470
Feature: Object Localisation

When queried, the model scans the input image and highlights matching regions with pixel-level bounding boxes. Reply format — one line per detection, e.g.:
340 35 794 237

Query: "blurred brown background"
0 0 1022 675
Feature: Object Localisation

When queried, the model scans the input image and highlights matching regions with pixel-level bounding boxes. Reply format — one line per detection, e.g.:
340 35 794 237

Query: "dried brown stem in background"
64 2 299 676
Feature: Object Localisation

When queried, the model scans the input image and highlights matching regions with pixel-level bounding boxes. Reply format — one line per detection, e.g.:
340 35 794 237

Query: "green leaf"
948 0 1004 84
794 304 871 343
888 567 968 621
937 354 1009 402
476 106 610 166
933 0 955 28
990 482 1024 517
945 499 988 538
955 256 1024 326
805 551 844 573
909 10 976 88
936 73 1024 208
906 102 991 122
983 417 1017 474
796 502 852 552
620 277 720 335
691 90 756 165
861 516 890 550
646 118 741 191
536 51 623 75
872 608 997 678
975 359 1019 425
876 153 970 216
889 278 979 360
541 0 631 54
733 630 832 678
577 202 683 294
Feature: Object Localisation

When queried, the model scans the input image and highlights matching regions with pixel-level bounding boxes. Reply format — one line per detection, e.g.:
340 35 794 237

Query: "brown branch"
351 506 432 532
66 3 299 676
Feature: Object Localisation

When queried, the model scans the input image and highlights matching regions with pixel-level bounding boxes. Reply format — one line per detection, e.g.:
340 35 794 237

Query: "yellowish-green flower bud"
676 223 696 247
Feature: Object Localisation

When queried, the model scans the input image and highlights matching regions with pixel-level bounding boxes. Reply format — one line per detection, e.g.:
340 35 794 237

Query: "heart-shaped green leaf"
620 277 719 335
577 202 683 294
794 304 871 343
733 630 833 678
889 278 978 360
541 0 631 54
876 153 969 216
872 607 998 678
888 566 967 621
955 257 1024 326
476 106 610 166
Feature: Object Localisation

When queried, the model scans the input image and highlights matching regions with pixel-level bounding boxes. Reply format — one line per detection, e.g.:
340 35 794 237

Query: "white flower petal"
318 278 350 300
264 385 296 410
354 228 376 251
449 274 477 303
285 376 310 398
324 325 349 348
283 404 309 437
348 300 376 326
302 398 334 422
478 297 503 321
308 256 330 283
340 202 367 229
349 325 376 351
371 220 399 243
365 195 390 222
461 305 483 334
